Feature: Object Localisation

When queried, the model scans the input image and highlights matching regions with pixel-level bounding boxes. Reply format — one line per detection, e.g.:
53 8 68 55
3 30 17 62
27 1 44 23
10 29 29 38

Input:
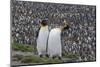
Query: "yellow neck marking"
41 25 48 30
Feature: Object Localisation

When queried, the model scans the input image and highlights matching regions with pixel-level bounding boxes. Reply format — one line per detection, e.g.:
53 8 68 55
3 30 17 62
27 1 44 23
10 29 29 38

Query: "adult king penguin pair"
36 19 69 59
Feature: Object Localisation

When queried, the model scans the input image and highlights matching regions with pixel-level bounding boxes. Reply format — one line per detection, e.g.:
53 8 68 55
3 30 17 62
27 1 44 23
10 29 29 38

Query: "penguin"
47 19 69 59
36 19 49 57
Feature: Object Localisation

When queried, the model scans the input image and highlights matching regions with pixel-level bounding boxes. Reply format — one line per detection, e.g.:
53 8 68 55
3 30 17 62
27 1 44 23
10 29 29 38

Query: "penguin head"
62 25 69 31
61 19 69 31
40 19 48 27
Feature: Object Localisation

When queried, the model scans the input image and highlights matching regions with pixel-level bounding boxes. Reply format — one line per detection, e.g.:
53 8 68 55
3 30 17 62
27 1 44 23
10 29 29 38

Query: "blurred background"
11 0 96 66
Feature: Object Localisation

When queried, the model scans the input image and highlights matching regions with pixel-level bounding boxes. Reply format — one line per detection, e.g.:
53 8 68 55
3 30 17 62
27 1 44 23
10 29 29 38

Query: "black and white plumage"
36 20 49 56
47 28 62 58
47 20 69 58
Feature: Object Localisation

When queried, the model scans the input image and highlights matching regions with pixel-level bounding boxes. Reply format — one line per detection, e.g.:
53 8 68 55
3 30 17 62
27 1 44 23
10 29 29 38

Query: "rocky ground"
11 0 96 65
11 43 80 66
11 50 79 66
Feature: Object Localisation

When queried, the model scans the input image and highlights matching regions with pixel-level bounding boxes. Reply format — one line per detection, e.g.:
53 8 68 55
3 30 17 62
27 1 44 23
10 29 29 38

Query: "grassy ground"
12 42 35 52
11 42 80 65
21 55 62 64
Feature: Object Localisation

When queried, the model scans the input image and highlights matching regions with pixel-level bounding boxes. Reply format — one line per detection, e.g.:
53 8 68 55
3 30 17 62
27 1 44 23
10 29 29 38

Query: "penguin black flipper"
36 27 40 39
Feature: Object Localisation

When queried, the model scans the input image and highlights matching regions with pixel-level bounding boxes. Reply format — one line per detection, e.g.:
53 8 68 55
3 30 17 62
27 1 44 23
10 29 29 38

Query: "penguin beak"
64 20 69 26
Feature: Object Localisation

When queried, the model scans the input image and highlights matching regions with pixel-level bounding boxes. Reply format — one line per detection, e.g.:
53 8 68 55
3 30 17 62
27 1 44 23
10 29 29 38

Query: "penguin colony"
37 19 69 59
11 1 96 61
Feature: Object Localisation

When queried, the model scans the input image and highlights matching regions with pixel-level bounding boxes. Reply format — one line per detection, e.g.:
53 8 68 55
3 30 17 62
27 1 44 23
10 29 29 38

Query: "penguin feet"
52 56 56 59
39 54 43 57
58 56 62 60
45 54 49 58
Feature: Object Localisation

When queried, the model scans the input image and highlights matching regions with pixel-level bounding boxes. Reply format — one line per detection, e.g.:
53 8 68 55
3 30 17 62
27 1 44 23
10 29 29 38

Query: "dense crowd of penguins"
11 0 96 62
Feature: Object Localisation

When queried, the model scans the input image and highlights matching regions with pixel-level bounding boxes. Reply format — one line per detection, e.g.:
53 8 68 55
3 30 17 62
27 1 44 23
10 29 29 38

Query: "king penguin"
47 19 69 59
36 19 49 57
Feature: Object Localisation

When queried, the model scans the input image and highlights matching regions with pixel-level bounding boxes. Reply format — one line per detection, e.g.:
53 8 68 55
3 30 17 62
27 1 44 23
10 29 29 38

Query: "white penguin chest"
37 26 49 46
48 28 62 57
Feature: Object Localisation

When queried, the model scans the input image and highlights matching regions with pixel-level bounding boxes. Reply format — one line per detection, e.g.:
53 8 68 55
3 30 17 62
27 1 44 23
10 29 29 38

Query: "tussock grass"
12 43 34 52
21 55 62 64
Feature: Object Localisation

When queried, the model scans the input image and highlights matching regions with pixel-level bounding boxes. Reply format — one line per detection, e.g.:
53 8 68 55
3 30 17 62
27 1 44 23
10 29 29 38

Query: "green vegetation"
63 52 80 59
21 55 62 64
12 42 62 64
12 42 34 52
12 42 79 64
21 55 43 63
